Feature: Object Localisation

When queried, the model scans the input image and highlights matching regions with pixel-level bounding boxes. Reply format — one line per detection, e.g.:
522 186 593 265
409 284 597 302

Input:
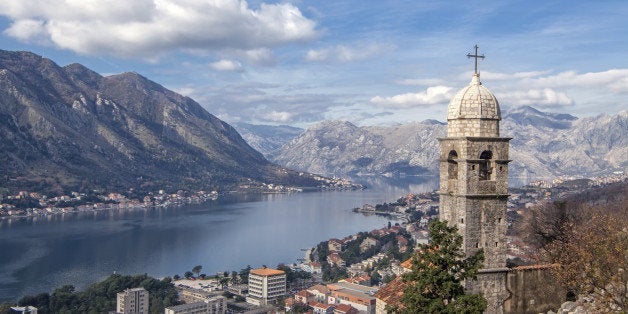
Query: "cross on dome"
467 44 485 74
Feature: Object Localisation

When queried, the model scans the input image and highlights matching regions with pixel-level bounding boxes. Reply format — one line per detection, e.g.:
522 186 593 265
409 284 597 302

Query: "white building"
246 267 286 305
164 296 226 314
10 306 37 314
117 287 149 314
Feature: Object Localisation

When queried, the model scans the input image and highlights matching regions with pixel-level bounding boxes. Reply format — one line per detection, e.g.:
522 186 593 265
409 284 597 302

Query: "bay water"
0 176 438 301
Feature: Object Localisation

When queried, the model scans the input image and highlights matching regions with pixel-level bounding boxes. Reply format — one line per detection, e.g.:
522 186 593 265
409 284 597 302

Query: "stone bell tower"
438 45 510 313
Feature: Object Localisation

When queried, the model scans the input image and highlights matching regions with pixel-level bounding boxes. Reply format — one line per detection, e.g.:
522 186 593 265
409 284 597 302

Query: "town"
0 175 362 221
27 172 620 314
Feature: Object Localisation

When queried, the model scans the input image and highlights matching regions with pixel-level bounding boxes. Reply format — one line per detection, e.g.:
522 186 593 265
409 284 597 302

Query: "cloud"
530 69 628 92
241 48 275 66
370 86 453 108
263 111 293 123
0 0 318 58
210 59 244 72
186 82 342 125
305 43 393 63
498 88 573 107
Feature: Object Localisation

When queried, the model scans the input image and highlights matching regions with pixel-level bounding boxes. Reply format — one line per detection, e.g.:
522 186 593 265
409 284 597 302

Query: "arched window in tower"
479 150 493 180
447 150 458 179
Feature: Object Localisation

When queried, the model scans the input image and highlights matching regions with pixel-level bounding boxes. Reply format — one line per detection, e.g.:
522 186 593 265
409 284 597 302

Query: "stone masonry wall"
504 265 566 314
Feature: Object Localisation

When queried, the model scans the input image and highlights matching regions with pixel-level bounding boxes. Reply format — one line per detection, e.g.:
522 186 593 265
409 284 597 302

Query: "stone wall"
504 265 566 314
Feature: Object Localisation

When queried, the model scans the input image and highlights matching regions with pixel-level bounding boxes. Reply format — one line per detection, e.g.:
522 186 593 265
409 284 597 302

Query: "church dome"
447 73 501 121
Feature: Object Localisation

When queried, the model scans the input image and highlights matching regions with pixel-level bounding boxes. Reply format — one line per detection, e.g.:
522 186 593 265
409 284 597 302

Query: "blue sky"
0 0 626 127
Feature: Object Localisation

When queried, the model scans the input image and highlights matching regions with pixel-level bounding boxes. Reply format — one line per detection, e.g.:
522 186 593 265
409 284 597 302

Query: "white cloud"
263 110 293 123
242 48 275 65
305 43 393 63
530 69 628 92
498 88 573 107
370 86 453 108
0 0 318 58
210 59 243 72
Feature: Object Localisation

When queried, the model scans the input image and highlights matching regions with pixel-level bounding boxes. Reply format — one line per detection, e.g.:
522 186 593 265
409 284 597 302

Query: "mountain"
234 123 303 156
503 105 577 129
269 120 442 176
267 108 627 179
0 50 321 194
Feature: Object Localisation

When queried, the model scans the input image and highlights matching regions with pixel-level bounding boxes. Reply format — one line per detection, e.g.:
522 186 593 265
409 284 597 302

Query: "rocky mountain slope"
266 106 627 179
0 50 320 194
234 123 303 156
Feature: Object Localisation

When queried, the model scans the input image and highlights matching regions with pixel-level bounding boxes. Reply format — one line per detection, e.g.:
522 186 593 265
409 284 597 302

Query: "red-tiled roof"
334 303 358 314
250 267 285 276
374 277 407 310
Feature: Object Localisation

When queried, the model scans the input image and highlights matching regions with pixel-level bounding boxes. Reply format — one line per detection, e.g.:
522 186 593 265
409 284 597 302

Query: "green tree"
239 265 252 284
192 265 202 277
393 220 486 314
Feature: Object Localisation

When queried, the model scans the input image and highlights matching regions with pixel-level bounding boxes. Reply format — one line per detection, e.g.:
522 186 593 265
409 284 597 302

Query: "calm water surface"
0 176 438 301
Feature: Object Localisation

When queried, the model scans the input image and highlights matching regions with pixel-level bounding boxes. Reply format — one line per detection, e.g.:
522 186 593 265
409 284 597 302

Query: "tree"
231 271 239 284
546 208 626 311
184 271 194 278
239 265 252 284
521 182 627 311
192 265 202 277
392 220 486 314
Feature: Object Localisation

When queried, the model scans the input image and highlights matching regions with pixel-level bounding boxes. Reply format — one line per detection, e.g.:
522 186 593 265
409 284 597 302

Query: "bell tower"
438 45 510 312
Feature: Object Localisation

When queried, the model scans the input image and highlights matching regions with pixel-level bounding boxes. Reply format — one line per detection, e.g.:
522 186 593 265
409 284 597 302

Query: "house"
327 253 346 267
396 235 409 253
284 298 298 312
328 239 344 252
307 285 331 303
373 277 407 314
341 275 371 286
327 282 378 314
311 301 335 314
334 304 359 314
295 290 316 304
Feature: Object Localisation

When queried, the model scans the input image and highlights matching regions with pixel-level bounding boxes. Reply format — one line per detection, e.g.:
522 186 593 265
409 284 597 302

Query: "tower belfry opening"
438 45 511 313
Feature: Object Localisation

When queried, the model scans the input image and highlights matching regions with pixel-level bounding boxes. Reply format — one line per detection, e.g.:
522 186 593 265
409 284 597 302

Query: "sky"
0 0 626 127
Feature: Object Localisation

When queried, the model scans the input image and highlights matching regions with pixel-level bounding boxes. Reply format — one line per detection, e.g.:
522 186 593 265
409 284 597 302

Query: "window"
447 150 458 179
479 150 493 180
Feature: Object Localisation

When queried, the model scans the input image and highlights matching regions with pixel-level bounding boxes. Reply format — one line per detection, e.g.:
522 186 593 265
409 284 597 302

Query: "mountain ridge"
0 49 322 194
249 108 627 179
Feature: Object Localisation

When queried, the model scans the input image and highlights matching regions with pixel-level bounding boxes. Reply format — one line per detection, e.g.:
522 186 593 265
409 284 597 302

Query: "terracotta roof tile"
250 267 285 276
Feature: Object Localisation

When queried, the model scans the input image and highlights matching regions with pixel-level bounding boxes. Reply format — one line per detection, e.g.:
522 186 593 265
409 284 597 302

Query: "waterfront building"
246 267 286 305
116 287 149 314
164 296 226 314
